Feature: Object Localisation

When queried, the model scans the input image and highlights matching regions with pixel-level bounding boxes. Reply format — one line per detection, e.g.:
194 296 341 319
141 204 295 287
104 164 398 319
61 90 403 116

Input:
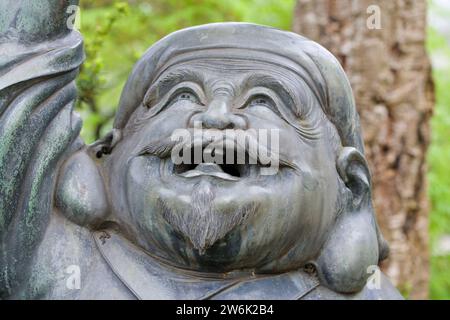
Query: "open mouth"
171 146 263 181
140 134 285 181
174 162 258 181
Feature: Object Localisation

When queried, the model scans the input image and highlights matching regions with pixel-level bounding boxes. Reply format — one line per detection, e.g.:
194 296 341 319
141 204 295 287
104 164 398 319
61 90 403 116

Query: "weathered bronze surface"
0 1 403 299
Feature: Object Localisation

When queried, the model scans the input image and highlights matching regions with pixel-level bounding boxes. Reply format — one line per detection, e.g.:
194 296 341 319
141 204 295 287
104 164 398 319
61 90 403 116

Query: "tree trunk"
293 0 434 299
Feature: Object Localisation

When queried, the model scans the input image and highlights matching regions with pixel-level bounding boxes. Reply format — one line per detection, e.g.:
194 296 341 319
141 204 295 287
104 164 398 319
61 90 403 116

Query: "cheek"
125 156 164 218
143 103 198 132
125 157 181 252
284 137 342 229
300 152 341 234
124 155 175 236
244 107 293 131
281 167 340 261
128 156 160 185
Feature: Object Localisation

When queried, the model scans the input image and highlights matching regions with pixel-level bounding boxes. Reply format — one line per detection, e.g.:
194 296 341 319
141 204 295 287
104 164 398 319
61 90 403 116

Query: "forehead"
145 59 315 119
154 58 303 89
147 59 318 115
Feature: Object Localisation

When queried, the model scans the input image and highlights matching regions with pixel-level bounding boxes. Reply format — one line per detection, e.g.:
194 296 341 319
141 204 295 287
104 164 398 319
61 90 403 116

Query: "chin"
123 162 300 271
108 145 337 272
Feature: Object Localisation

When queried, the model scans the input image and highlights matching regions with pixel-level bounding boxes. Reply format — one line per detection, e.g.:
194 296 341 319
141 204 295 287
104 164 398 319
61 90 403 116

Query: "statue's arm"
0 0 84 297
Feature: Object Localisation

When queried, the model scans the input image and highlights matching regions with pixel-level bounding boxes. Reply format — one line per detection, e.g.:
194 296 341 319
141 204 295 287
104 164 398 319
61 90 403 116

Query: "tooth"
195 163 224 173
250 165 258 177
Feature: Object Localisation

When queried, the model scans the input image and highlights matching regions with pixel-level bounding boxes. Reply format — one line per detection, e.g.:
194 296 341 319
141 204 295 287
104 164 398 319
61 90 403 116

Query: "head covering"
113 22 364 153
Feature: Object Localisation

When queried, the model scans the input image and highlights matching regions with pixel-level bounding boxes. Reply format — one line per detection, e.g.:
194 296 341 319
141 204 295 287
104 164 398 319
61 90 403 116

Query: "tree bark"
293 0 434 299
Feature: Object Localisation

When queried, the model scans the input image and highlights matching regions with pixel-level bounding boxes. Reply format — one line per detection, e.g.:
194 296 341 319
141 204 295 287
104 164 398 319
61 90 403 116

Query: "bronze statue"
0 1 402 299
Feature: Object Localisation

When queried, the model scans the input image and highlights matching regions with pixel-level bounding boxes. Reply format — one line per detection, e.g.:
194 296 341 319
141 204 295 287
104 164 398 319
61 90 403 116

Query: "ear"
336 146 371 208
314 147 389 293
88 128 122 159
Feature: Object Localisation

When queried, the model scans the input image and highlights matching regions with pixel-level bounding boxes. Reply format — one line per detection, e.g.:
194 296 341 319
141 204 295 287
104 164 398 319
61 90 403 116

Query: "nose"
190 98 247 129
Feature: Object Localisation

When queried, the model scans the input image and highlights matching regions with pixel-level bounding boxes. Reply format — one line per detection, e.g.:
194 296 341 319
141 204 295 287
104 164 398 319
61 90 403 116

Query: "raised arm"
0 0 84 298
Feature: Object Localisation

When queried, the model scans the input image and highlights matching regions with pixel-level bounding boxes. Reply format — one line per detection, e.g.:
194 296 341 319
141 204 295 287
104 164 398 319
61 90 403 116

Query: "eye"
171 91 201 105
247 95 274 108
250 97 269 106
244 94 284 118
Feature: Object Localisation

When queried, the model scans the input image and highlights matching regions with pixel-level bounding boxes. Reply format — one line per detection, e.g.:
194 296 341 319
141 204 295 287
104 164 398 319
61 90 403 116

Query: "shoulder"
17 214 133 299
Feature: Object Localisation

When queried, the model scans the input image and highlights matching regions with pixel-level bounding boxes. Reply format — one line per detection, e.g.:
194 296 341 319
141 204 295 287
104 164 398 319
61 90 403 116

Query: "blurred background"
77 0 449 299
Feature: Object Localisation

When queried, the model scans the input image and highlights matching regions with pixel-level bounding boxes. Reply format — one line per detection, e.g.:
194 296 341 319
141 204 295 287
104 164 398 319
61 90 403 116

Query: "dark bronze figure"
0 1 402 299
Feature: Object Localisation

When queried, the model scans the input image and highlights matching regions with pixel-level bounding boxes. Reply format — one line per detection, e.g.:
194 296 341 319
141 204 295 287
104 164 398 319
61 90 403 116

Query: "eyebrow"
241 72 322 141
145 68 205 106
145 67 302 116
241 73 300 116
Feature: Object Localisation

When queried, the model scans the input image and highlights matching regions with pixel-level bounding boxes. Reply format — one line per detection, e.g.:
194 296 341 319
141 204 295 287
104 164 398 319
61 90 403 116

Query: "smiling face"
105 57 345 273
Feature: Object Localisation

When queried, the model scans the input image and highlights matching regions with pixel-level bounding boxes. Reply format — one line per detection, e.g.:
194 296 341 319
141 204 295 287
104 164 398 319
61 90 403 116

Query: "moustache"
135 129 299 172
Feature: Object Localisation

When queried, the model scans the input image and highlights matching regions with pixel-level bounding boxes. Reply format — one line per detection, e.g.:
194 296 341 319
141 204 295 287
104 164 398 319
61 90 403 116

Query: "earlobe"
55 150 109 227
314 147 387 293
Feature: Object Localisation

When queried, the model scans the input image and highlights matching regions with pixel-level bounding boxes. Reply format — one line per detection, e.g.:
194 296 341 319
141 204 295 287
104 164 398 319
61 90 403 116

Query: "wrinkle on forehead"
148 59 317 114
207 79 236 98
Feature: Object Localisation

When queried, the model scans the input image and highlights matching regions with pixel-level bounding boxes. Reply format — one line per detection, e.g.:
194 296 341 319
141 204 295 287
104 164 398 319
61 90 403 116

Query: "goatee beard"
160 180 257 255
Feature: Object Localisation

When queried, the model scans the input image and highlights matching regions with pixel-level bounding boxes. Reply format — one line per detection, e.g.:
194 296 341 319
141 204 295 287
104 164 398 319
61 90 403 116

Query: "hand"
0 0 80 43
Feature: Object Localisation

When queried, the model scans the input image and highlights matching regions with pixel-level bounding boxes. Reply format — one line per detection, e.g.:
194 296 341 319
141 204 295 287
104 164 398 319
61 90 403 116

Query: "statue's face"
106 57 344 272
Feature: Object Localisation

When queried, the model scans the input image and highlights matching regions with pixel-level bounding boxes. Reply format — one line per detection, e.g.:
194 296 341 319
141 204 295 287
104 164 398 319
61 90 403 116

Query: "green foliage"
426 27 450 300
76 2 130 142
